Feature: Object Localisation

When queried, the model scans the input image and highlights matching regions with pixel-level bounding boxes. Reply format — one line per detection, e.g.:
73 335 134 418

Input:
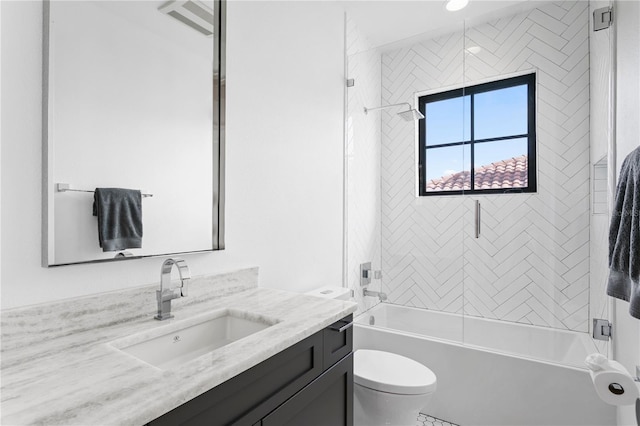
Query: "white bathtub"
354 303 616 426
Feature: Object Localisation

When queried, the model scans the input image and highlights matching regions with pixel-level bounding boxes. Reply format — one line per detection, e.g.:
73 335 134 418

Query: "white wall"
613 1 640 425
0 0 345 309
224 0 345 294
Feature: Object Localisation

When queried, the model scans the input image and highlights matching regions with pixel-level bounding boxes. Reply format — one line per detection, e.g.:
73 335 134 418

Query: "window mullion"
426 140 471 150
473 134 529 144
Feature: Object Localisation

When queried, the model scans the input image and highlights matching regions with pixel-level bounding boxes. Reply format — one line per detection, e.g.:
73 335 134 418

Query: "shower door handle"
475 200 481 239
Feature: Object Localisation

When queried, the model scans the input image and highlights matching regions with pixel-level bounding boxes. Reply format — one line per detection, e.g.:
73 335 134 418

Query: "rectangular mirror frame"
41 0 226 267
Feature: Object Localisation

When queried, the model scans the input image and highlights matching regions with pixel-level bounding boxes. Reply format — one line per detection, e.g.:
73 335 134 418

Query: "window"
418 73 536 196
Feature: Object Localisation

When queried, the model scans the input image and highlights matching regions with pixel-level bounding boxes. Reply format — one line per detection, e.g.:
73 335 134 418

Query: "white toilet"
306 286 438 426
354 349 436 426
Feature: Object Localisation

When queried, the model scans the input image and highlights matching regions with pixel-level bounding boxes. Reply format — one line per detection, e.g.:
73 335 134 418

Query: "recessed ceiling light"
445 0 469 12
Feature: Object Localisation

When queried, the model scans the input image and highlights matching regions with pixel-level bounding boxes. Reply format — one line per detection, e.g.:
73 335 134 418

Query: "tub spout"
363 288 388 301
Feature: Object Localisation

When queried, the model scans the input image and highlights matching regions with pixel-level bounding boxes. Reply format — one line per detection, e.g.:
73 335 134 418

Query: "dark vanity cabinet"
148 315 353 426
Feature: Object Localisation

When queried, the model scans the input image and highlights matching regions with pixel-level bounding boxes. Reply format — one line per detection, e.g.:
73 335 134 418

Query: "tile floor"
417 413 459 426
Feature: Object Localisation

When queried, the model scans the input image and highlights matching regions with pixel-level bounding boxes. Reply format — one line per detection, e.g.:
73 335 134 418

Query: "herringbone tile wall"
380 1 591 331
346 17 382 314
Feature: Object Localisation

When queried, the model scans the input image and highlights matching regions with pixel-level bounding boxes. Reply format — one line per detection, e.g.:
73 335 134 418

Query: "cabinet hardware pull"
329 322 353 333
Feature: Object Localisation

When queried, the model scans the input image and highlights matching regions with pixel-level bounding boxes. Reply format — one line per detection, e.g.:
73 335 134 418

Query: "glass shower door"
344 26 383 315
383 20 467 341
344 0 613 363
345 13 468 343
461 0 612 365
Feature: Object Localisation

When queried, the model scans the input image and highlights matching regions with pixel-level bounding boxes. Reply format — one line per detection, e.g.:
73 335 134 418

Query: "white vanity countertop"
0 268 357 425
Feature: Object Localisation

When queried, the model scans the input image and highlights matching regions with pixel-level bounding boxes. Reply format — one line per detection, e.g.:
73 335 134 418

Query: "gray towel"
92 188 143 252
607 146 640 319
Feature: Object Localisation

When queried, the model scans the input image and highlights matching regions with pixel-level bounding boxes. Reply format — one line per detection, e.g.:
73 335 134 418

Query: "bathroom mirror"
42 0 225 266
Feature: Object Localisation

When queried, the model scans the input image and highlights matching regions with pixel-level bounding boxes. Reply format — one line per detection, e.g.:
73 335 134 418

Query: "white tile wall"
380 2 591 331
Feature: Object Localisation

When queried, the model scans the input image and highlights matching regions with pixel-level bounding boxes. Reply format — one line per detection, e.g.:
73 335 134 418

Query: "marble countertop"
1 269 357 425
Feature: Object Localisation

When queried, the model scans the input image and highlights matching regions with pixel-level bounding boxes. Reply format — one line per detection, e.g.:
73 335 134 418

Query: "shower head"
364 102 424 122
398 108 425 121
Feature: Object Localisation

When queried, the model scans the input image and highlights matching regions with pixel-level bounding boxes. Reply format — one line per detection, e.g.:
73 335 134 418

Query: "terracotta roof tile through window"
426 155 528 192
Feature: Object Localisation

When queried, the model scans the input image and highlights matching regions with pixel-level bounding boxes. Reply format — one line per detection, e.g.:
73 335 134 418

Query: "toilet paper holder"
606 366 640 394
586 354 640 405
608 370 640 395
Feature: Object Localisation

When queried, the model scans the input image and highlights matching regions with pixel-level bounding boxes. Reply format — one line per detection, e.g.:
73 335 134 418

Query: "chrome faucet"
363 288 388 301
154 258 190 321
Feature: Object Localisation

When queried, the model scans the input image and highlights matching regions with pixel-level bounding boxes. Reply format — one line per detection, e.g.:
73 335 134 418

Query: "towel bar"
56 183 153 198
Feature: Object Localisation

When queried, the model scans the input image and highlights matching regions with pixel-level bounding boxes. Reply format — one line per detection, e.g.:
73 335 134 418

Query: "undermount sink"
110 308 280 370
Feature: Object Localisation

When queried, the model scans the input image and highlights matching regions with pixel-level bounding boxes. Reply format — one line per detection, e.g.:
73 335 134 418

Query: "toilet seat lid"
354 349 437 395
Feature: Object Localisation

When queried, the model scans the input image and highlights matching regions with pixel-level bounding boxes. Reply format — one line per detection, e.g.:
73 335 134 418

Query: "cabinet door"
261 353 353 426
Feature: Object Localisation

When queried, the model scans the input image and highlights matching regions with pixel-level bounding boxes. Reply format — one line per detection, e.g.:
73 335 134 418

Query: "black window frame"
418 73 537 196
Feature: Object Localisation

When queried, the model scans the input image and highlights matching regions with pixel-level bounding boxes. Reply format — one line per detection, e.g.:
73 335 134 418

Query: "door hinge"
593 318 612 341
346 78 355 88
593 6 613 31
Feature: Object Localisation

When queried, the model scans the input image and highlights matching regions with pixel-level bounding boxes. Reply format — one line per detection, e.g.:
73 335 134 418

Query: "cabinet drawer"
322 315 353 370
149 331 323 426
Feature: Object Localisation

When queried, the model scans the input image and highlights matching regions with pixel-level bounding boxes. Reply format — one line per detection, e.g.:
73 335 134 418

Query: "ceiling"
344 0 554 49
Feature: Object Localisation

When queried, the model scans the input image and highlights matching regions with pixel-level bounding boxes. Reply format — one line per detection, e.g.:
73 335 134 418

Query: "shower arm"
364 103 413 114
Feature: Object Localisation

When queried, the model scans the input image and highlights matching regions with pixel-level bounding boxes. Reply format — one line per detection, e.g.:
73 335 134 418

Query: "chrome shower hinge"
346 78 355 87
593 6 613 31
593 318 612 341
